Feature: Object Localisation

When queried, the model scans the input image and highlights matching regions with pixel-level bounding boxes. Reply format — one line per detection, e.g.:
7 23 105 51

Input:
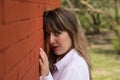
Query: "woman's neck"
57 47 73 61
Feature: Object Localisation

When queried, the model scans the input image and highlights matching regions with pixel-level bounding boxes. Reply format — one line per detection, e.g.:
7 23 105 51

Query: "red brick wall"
0 0 60 80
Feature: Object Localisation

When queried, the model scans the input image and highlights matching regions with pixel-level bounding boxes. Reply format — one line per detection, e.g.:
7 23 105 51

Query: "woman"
39 8 92 80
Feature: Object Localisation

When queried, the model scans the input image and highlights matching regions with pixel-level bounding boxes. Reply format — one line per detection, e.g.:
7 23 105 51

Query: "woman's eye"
54 32 60 36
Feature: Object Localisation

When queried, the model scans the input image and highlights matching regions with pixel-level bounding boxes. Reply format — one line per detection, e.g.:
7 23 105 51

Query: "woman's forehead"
45 24 63 32
45 28 61 33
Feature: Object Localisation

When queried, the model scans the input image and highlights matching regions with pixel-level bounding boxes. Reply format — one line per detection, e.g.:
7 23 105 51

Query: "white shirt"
40 49 90 80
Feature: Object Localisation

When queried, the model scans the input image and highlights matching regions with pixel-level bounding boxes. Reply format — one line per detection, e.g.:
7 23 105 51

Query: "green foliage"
61 0 67 7
112 37 120 54
62 0 120 54
77 12 93 33
61 0 120 33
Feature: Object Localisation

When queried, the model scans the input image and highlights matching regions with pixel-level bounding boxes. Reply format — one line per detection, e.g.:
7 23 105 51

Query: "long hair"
43 7 92 79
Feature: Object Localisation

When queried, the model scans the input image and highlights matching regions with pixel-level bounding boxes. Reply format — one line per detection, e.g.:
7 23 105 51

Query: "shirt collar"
54 49 76 71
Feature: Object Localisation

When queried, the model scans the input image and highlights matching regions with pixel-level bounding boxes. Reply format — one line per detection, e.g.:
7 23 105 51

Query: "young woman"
39 8 92 80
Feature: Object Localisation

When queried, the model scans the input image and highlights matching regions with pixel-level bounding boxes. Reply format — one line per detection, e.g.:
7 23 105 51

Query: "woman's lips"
52 46 59 51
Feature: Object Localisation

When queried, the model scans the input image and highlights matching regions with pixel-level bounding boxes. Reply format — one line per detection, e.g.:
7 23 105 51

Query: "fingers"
39 48 49 76
40 48 47 58
39 48 48 64
40 48 45 62
39 50 44 63
39 58 43 66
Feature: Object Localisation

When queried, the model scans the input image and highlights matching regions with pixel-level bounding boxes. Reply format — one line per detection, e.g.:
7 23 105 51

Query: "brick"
33 40 44 62
34 17 43 30
17 32 41 60
3 30 44 80
34 75 39 80
28 17 43 35
3 0 28 23
34 46 40 63
18 54 30 80
45 0 55 9
45 0 60 10
0 24 18 49
3 68 18 80
27 3 44 18
17 20 32 39
27 0 45 3
28 19 37 35
21 26 43 51
54 0 60 8
30 49 35 67
29 31 43 48
17 18 43 39
0 0 3 25
22 64 37 80
34 45 43 78
0 0 61 80
21 35 36 55
39 30 44 45
33 62 39 80
4 42 25 73
0 53 5 79
32 31 44 49
30 32 39 47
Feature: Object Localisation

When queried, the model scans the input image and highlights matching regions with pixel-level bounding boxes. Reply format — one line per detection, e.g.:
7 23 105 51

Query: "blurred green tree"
61 0 120 55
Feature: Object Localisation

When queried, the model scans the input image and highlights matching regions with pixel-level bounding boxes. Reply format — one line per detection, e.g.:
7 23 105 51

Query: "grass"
89 47 120 80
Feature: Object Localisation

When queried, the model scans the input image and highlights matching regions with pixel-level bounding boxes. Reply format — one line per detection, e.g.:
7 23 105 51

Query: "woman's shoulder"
69 50 88 69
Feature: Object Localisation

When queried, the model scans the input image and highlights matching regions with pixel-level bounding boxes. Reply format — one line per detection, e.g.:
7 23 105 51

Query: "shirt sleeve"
40 71 53 80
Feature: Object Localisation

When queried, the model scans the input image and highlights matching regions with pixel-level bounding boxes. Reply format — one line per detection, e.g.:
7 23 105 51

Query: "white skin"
39 31 72 76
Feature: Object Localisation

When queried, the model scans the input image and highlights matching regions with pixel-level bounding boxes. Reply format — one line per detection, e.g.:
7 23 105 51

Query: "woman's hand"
39 48 49 76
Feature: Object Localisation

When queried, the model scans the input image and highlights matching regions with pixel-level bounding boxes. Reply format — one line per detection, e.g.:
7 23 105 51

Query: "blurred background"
61 0 120 80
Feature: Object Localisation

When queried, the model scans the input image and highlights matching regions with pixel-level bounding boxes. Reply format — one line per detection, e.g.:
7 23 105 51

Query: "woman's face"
47 31 72 55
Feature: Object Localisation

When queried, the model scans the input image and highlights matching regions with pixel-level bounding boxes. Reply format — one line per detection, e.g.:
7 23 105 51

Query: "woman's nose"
49 33 56 44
